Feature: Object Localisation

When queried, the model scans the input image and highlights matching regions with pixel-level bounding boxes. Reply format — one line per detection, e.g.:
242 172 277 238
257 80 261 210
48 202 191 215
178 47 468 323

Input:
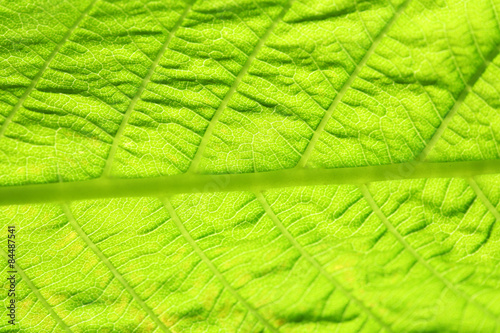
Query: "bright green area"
3 177 500 332
1 0 500 332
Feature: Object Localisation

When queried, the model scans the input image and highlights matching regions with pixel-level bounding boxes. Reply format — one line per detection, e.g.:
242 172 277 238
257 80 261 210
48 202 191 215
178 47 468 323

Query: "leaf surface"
1 0 500 332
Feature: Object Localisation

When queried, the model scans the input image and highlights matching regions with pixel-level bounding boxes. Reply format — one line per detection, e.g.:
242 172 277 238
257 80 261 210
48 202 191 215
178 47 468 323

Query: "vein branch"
359 184 500 326
296 0 413 168
418 45 500 161
0 249 73 332
187 0 295 173
161 197 279 333
468 177 500 221
255 192 393 333
60 203 172 333
101 2 194 177
0 0 99 137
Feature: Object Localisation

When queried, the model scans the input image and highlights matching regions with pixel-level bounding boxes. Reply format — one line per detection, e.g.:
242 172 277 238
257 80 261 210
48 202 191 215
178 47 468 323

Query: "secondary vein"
468 177 500 221
162 197 279 333
296 0 413 168
101 1 194 177
417 45 500 161
0 249 73 332
187 0 296 173
255 192 394 333
60 203 173 333
0 0 99 137
359 184 500 327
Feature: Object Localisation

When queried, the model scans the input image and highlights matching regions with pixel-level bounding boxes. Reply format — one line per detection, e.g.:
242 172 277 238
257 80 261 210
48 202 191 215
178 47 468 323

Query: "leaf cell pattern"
1 0 500 332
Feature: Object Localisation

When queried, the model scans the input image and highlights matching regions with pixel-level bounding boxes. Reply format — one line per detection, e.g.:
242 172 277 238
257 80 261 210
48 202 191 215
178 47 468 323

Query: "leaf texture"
1 0 500 332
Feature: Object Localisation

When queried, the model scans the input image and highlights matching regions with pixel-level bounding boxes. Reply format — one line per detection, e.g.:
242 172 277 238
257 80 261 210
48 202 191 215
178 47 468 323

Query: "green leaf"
1 0 500 332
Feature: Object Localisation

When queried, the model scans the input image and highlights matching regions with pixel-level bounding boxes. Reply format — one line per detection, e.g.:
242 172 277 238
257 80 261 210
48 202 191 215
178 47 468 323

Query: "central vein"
0 159 498 206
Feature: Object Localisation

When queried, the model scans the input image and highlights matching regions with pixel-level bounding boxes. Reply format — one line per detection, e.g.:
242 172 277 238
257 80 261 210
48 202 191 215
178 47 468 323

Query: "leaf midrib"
1 159 499 206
